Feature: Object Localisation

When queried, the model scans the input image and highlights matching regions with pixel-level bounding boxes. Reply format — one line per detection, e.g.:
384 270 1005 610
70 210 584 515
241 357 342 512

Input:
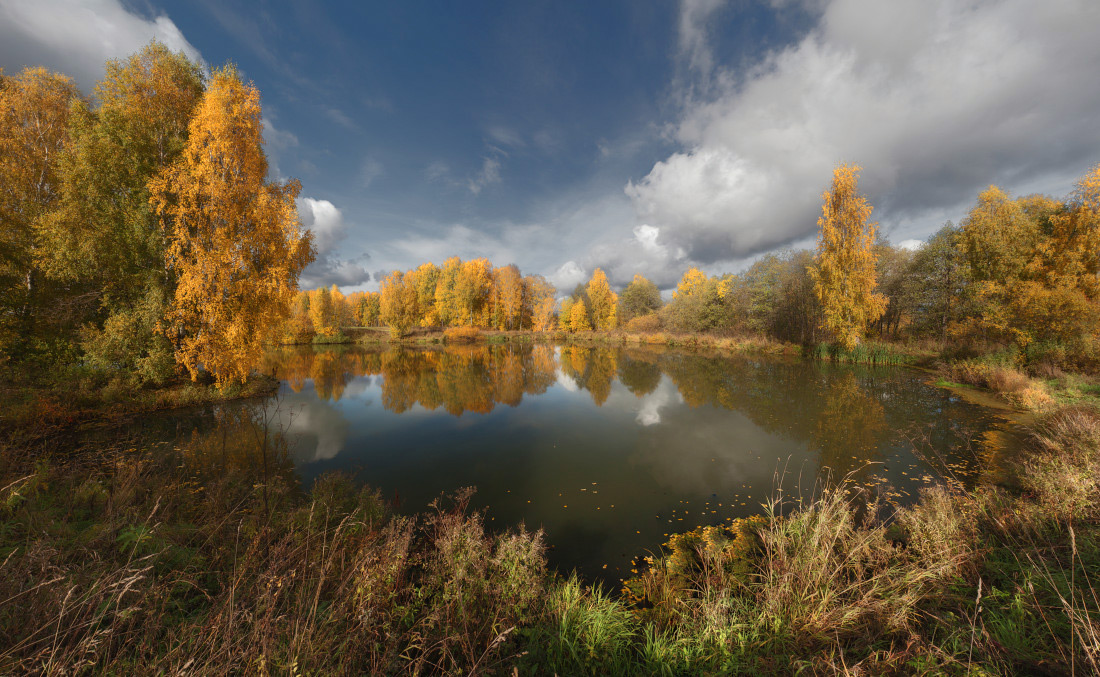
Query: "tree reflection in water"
261 345 991 488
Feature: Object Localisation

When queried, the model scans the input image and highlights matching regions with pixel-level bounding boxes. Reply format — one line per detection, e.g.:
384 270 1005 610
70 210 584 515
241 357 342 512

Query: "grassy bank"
3 390 1100 673
0 367 278 433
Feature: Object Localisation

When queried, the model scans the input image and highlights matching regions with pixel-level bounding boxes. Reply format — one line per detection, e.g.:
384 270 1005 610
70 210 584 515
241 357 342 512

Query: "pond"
225 341 1016 588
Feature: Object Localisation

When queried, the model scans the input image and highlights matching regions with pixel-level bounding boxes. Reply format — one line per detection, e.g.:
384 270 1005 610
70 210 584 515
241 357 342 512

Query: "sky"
2 0 1100 293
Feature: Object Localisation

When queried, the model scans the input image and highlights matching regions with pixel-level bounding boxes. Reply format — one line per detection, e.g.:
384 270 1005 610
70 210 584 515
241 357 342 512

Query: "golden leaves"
149 67 314 386
809 164 887 351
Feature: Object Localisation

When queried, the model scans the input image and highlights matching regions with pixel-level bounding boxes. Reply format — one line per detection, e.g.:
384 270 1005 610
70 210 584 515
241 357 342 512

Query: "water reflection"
246 343 1014 585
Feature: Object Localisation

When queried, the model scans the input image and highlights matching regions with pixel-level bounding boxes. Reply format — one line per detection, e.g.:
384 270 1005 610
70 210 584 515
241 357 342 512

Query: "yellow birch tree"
586 267 618 330
809 164 886 350
149 66 315 385
569 298 592 332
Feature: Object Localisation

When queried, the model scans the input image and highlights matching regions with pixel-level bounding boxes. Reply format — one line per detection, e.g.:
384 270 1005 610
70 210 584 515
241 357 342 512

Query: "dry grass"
1021 406 1100 520
0 415 547 675
943 359 1056 411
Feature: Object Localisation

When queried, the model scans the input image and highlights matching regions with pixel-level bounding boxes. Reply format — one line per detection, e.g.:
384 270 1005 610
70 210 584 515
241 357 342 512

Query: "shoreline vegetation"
3 388 1100 673
3 43 1100 673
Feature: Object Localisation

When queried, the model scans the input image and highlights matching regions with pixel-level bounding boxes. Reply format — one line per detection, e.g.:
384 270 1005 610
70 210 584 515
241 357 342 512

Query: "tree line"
297 162 1100 371
0 43 314 385
5 41 1098 384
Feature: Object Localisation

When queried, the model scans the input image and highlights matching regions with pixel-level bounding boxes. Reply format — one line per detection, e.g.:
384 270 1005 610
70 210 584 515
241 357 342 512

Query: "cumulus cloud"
584 224 691 289
297 197 371 288
549 261 587 293
636 384 674 426
628 0 1100 264
0 0 202 90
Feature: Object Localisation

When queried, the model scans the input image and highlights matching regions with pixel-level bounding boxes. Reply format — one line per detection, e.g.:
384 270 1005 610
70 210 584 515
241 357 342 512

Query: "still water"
242 342 1014 586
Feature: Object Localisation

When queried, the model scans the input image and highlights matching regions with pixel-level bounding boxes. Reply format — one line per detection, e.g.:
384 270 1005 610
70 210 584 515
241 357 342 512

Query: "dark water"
218 342 1015 587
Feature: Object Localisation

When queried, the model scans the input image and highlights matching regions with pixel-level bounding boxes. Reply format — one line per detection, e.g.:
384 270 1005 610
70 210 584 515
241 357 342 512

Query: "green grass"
812 341 918 365
934 378 975 389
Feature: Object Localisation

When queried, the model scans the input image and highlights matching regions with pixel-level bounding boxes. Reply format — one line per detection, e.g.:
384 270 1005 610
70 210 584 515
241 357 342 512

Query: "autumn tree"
492 263 524 330
0 66 80 357
524 274 556 330
455 258 493 326
961 184 1097 346
559 297 575 332
1049 164 1100 295
308 287 336 335
809 164 887 350
149 66 314 385
569 297 592 332
410 263 441 327
673 267 707 300
379 270 419 338
330 284 353 328
618 274 662 323
665 267 733 332
359 291 381 326
284 291 314 343
586 268 618 331
433 256 462 327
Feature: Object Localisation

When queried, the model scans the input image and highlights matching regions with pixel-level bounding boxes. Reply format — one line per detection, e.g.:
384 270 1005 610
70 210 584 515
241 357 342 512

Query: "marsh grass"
5 384 1100 673
813 341 918 365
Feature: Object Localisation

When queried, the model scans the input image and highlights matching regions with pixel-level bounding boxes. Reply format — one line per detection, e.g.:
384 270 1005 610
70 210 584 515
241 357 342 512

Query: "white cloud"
0 0 203 91
549 261 587 293
360 157 384 189
487 125 524 148
467 156 503 195
326 107 359 131
425 160 450 182
898 238 923 251
678 0 726 82
629 0 1100 264
297 197 371 289
636 386 673 426
262 116 299 179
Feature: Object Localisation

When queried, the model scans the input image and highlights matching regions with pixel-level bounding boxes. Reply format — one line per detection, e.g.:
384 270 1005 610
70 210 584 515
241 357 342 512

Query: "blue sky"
3 0 1100 292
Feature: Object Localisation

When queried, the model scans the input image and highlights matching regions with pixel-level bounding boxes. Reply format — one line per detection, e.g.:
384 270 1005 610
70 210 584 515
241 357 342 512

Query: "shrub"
624 314 661 333
443 326 481 343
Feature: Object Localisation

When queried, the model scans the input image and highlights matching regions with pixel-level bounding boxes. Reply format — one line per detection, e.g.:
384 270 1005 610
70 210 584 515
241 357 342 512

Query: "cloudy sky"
3 0 1099 292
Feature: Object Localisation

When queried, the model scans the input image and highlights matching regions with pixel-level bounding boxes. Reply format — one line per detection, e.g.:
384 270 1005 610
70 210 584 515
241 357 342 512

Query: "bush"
443 326 481 343
624 314 661 333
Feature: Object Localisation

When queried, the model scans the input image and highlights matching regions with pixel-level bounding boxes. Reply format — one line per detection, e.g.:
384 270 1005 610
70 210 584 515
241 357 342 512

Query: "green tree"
41 43 204 380
618 274 661 323
907 224 970 340
0 66 80 358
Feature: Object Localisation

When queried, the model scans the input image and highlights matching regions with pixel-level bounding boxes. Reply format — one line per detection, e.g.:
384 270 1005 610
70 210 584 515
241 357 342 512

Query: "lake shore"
3 342 1100 673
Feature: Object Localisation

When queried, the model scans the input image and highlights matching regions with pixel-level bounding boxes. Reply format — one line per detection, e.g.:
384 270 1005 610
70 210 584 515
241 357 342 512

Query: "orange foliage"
149 67 314 385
